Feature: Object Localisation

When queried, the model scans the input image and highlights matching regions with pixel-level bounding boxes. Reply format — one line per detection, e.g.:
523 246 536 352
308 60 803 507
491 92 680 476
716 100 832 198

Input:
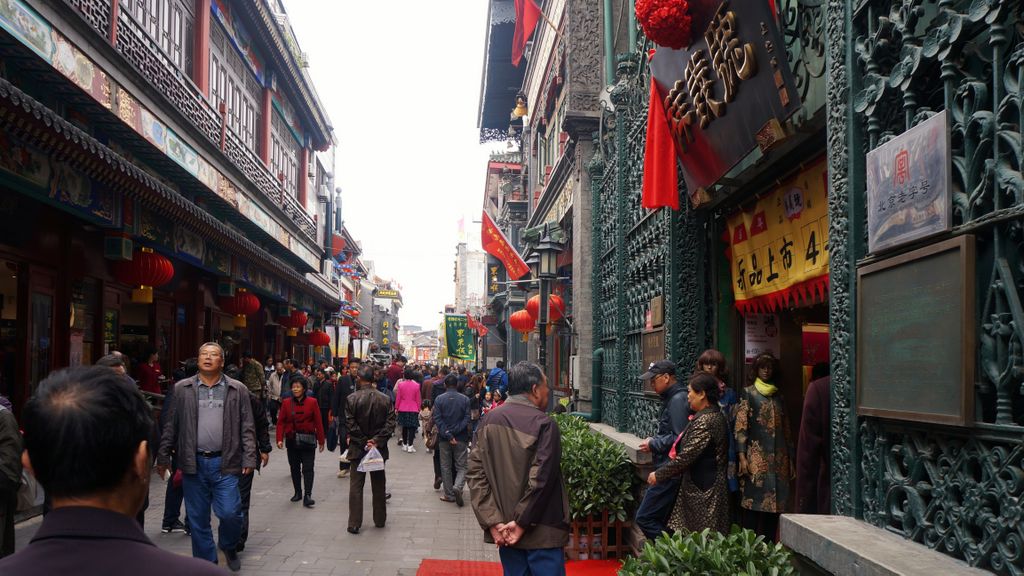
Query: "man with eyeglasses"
634 359 691 540
157 342 257 572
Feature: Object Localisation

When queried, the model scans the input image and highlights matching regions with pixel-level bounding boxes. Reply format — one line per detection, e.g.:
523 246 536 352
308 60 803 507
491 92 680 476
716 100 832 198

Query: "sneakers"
454 491 464 507
161 520 187 534
407 445 417 453
223 548 241 572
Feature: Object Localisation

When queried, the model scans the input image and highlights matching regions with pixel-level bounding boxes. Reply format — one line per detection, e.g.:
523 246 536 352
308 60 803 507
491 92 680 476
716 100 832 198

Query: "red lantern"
510 309 536 342
526 294 565 323
308 329 331 347
276 309 307 337
113 247 174 304
220 288 260 328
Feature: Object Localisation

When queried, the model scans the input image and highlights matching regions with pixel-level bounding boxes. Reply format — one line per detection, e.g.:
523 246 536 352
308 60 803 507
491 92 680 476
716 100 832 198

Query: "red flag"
641 77 679 210
466 311 489 337
481 210 530 280
512 0 542 67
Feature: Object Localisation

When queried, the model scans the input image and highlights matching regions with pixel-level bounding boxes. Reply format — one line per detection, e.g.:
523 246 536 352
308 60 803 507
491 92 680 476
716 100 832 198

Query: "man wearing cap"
635 359 691 540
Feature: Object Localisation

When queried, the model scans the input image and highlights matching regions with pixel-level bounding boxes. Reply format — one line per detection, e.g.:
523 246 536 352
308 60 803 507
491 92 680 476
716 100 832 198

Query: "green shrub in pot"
618 526 796 575
554 414 636 522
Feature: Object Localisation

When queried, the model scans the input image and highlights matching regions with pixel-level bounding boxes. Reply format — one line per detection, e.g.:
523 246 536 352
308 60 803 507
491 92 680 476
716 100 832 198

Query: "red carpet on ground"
416 559 621 576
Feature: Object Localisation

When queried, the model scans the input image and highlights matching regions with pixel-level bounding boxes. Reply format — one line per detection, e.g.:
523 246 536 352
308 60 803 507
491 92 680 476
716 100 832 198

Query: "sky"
282 0 496 330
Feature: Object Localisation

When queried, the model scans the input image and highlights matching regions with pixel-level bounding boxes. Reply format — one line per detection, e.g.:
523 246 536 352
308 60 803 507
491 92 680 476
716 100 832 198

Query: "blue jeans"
635 475 681 539
498 547 566 576
182 455 242 563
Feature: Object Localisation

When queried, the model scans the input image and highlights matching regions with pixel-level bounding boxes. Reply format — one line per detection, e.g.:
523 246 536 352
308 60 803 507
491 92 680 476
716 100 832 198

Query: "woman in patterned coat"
647 372 730 535
735 352 795 542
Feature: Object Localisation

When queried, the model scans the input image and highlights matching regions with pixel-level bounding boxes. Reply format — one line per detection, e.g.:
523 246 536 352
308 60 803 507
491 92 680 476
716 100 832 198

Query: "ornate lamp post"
533 224 563 412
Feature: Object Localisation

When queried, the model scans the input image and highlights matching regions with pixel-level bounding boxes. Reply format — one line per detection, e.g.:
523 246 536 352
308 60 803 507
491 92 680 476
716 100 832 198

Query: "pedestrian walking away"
276 376 325 508
433 374 470 507
0 367 222 576
267 362 284 426
157 342 258 572
467 361 570 576
332 359 360 478
345 364 396 534
394 366 423 452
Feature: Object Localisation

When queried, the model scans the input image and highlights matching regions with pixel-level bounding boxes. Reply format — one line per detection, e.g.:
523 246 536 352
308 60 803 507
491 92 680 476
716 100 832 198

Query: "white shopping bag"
356 446 385 473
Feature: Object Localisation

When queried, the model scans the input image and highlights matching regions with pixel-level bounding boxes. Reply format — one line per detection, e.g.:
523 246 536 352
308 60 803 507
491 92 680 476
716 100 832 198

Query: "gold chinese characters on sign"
664 1 758 151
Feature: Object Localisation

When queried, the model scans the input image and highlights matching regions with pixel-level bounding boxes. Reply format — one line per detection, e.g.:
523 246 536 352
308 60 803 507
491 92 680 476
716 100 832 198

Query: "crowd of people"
636 349 831 545
0 340 831 575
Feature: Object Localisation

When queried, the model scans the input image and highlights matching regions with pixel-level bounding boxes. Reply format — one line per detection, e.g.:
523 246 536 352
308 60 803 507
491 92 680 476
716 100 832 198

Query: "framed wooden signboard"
856 235 974 425
641 328 666 394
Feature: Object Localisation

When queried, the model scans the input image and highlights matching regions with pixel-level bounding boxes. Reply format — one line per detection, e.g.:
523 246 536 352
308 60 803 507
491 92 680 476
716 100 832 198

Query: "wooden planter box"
565 511 631 561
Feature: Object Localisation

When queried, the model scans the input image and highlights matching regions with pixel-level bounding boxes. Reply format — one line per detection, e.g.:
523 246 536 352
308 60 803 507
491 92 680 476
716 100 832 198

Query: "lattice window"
122 0 193 74
271 111 300 198
209 21 260 152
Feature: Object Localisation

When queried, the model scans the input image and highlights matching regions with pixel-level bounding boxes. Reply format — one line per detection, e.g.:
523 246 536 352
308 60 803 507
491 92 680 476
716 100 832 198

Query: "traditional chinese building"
0 0 343 410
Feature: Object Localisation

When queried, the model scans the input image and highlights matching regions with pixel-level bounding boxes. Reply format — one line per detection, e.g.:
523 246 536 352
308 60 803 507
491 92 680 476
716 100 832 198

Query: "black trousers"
402 426 416 447
237 470 255 545
348 468 386 530
0 488 15 558
286 441 316 496
742 509 780 542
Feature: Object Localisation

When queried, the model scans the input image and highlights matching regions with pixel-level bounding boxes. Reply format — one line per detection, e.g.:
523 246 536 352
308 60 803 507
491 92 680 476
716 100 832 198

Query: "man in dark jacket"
0 367 222 575
634 360 690 540
0 395 22 558
796 363 831 514
345 364 396 534
236 393 272 552
433 375 471 507
331 359 359 478
467 362 569 575
157 342 257 571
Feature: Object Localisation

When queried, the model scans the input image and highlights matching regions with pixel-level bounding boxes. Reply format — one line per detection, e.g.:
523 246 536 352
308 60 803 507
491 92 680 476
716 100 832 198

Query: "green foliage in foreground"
619 526 796 576
553 414 636 522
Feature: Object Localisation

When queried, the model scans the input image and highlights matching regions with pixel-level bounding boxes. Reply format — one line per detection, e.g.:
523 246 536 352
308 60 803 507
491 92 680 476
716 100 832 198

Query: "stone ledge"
780 515 988 576
588 422 652 466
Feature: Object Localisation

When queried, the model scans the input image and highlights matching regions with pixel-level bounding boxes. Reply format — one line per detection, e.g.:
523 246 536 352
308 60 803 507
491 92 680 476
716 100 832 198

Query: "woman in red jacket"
276 376 325 508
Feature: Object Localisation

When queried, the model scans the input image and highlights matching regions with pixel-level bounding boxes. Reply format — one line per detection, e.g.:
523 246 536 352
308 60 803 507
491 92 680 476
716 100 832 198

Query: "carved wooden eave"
0 76 340 306
240 0 333 150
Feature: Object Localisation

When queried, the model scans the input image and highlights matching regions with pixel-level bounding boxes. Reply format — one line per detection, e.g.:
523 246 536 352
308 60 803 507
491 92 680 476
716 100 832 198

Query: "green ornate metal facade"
591 0 1023 568
830 0 1024 570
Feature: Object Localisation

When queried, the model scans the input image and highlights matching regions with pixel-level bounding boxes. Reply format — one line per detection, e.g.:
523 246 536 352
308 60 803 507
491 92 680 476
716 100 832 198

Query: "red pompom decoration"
635 0 692 49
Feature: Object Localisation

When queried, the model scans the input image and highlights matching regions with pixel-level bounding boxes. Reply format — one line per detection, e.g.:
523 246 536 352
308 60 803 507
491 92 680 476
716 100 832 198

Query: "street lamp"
534 223 563 412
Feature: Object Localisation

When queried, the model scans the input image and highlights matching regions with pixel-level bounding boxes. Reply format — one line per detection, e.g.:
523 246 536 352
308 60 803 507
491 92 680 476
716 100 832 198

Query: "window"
271 110 300 197
209 23 262 152
124 0 194 74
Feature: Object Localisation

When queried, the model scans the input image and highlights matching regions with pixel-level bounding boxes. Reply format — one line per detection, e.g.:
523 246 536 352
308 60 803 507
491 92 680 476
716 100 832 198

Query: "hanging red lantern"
113 247 174 304
220 288 260 328
288 310 308 337
510 309 536 342
308 330 331 347
526 294 565 323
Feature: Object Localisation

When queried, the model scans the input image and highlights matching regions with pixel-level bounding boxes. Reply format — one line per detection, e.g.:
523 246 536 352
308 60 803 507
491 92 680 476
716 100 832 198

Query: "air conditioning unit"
316 184 329 202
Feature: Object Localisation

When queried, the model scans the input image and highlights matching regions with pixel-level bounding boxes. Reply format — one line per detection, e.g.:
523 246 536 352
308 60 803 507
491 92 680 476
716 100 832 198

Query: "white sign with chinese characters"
744 313 780 363
866 110 951 254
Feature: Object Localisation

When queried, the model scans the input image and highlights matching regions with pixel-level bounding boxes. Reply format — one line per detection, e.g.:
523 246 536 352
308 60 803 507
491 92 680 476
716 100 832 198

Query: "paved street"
15 436 495 575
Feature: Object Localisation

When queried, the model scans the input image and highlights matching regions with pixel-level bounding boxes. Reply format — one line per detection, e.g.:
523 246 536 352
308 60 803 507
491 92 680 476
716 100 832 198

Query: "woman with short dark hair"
647 372 730 534
276 376 325 507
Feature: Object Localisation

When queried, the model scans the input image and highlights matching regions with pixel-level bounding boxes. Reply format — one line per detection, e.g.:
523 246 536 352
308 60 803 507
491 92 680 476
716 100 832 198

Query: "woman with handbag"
276 376 325 508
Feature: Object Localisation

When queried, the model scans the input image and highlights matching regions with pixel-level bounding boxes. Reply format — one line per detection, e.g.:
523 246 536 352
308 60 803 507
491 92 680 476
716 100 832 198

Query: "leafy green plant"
554 414 636 522
619 526 796 576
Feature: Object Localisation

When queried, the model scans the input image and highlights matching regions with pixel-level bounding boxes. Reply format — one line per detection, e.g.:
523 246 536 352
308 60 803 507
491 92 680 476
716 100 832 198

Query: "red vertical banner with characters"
728 159 829 314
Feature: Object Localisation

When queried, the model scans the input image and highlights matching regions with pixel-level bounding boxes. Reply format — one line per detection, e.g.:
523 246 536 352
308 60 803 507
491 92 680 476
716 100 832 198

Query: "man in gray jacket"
158 342 257 572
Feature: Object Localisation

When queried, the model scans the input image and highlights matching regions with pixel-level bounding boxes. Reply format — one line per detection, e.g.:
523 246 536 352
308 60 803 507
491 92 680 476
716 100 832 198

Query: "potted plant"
619 527 796 575
554 414 637 560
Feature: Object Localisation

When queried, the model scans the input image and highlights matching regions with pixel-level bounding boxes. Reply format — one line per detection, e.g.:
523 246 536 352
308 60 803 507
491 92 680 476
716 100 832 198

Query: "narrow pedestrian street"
14 438 494 575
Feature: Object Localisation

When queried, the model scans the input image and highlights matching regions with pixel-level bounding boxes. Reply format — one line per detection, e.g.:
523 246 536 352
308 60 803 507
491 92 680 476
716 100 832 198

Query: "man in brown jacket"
345 364 396 534
467 361 569 575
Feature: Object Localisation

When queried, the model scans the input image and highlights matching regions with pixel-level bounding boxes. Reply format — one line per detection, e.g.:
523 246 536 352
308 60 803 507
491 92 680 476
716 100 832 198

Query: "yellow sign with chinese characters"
728 159 829 314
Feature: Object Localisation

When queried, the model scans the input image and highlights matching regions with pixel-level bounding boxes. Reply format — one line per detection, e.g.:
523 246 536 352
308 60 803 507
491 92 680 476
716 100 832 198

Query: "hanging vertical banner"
728 159 829 314
444 314 476 361
482 210 530 280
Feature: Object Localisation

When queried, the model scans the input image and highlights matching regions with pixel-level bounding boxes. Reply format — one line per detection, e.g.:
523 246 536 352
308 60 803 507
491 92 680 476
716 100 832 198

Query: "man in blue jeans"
158 342 257 572
635 360 690 540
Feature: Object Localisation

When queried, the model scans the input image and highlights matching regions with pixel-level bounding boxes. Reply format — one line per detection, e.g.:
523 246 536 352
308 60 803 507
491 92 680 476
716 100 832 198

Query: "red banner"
481 210 530 280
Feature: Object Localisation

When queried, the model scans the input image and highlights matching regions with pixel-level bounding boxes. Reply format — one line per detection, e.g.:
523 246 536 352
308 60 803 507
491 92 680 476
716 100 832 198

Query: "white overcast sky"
283 0 496 330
